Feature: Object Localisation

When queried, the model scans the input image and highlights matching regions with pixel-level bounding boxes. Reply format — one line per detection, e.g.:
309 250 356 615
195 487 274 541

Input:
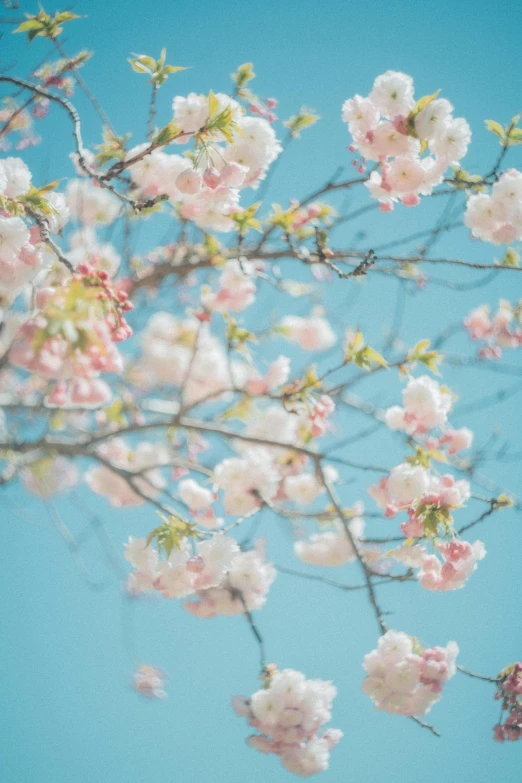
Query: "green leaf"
507 127 522 145
131 53 157 70
152 120 182 146
231 62 256 89
38 180 60 194
164 65 188 74
413 89 440 115
485 119 505 140
364 346 388 368
14 19 44 33
208 89 220 117
54 11 80 23
284 108 320 138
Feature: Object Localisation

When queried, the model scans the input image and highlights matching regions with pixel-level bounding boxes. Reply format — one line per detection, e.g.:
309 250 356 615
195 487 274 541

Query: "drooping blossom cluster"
493 663 522 743
464 299 522 358
124 91 281 231
367 371 486 590
464 169 522 244
233 667 342 777
9 263 132 407
362 630 458 716
342 71 470 210
368 462 485 590
132 665 166 699
125 533 275 615
184 539 276 618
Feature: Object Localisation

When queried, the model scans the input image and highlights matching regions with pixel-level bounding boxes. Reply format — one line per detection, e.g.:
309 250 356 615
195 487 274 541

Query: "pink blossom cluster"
125 534 276 616
465 169 522 244
394 538 486 591
130 311 233 406
200 258 258 313
125 533 239 598
125 92 281 231
362 630 458 715
368 462 471 520
66 179 120 226
9 263 132 407
342 71 470 210
464 300 522 358
280 314 336 352
132 665 166 699
0 158 60 301
384 375 454 435
85 439 169 507
214 447 280 516
493 663 522 743
184 540 276 617
178 478 221 529
245 355 291 396
233 667 342 777
0 100 42 152
248 96 278 124
294 513 365 567
33 52 89 97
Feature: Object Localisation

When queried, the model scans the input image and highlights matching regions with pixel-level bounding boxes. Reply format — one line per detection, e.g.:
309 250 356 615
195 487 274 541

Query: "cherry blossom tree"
1 7 522 776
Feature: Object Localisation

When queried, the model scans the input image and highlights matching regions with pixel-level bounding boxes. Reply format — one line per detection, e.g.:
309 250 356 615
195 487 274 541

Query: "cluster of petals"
124 93 281 232
280 315 336 352
362 630 458 715
464 300 522 358
494 663 522 743
214 447 280 515
85 439 169 507
294 514 365 567
244 355 291 396
385 375 453 435
9 264 132 407
178 477 221 529
415 539 486 591
200 258 258 313
66 179 120 226
368 462 470 519
233 667 342 777
0 159 61 302
184 540 276 617
342 71 470 210
125 533 239 598
132 665 166 699
465 169 522 244
125 534 275 616
131 311 233 405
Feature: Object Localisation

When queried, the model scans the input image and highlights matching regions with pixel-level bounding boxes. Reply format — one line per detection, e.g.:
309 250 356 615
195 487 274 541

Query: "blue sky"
1 1 521 781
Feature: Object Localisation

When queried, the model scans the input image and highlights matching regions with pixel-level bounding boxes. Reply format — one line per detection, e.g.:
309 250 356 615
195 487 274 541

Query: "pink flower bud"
203 168 221 189
176 168 201 195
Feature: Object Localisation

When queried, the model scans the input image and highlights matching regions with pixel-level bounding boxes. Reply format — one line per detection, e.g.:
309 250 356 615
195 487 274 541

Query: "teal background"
1 1 521 781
